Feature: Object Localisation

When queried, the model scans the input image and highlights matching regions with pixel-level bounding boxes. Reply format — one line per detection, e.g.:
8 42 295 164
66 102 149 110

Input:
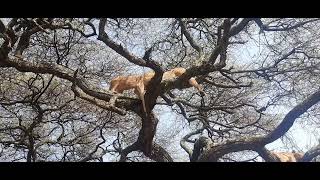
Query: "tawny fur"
270 152 304 162
109 67 204 113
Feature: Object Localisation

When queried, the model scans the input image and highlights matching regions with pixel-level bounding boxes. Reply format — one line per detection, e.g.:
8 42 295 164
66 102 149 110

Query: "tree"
0 18 320 162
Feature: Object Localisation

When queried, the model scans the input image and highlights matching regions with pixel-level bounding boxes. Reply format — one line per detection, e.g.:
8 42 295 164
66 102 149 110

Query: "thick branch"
0 56 136 114
119 142 140 162
119 142 173 162
144 61 164 114
137 111 159 156
208 18 251 64
180 128 205 159
71 82 126 115
300 143 320 162
198 88 320 161
262 88 320 144
256 147 279 162
190 136 211 162
149 143 174 162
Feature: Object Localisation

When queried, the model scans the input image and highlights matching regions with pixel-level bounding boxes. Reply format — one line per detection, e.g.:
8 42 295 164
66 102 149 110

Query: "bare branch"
203 78 252 89
177 18 203 58
254 18 320 32
97 19 147 67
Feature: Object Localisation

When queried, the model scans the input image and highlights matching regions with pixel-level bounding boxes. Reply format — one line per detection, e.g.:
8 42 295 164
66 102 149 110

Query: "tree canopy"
1 18 320 162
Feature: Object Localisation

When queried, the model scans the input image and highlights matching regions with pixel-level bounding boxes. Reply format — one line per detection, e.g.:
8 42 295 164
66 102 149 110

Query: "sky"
1 18 318 162
99 18 320 161
152 25 319 161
